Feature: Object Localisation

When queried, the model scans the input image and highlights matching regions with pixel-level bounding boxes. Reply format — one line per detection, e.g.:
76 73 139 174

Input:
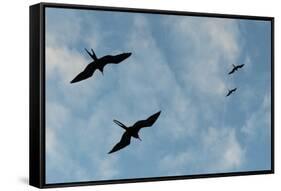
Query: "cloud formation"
159 126 245 175
45 8 272 183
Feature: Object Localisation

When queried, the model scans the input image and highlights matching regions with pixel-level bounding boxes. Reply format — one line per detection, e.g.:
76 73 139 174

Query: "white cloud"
241 93 271 138
45 102 92 182
46 46 87 83
159 126 245 174
46 10 83 47
46 9 102 83
121 15 198 139
159 152 193 174
46 9 102 49
45 101 122 183
165 17 241 99
94 157 119 179
202 127 245 171
46 102 70 130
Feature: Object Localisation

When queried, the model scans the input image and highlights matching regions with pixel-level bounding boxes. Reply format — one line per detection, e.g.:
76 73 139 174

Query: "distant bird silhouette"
226 88 237 97
228 64 244 75
108 111 161 154
70 48 132 83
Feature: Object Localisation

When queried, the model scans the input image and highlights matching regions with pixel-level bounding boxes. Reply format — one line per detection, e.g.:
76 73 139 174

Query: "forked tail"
113 120 128 130
85 48 98 61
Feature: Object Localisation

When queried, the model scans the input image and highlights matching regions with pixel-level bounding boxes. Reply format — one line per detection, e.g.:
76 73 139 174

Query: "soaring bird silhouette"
226 88 237 97
228 64 244 75
108 111 161 154
70 48 132 83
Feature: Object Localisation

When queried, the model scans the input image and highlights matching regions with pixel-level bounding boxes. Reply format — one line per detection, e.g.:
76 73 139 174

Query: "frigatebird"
226 88 237 97
228 64 244 75
70 48 132 83
108 111 161 154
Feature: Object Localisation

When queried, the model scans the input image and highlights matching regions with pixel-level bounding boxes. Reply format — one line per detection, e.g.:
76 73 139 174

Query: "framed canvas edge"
29 2 275 189
41 170 274 189
29 3 45 189
270 17 275 174
41 2 274 20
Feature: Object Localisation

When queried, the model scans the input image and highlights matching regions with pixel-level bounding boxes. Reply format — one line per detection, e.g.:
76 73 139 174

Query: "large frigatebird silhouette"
70 49 132 83
228 64 244 75
108 111 161 154
226 88 237 97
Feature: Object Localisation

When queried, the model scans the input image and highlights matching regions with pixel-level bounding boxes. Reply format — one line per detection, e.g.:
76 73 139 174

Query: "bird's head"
136 134 142 141
99 68 104 75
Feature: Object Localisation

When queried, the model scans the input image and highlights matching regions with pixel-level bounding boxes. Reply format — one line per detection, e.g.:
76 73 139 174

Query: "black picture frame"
30 2 274 189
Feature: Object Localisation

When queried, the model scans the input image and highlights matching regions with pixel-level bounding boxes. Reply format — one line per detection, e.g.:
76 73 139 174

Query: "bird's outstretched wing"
99 53 132 67
70 64 96 83
133 111 161 132
237 64 244 69
108 131 131 154
228 68 235 75
226 88 236 97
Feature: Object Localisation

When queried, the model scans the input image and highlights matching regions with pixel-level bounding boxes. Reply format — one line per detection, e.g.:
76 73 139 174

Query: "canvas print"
45 7 272 184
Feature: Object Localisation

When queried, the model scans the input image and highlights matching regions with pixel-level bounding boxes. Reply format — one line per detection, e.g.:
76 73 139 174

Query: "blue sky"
45 7 272 184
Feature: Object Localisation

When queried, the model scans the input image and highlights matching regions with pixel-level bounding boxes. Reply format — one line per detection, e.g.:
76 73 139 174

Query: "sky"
45 7 272 184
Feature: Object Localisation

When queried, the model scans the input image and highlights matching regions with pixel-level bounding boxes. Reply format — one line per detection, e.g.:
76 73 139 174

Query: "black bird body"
108 111 161 154
70 49 131 83
228 64 244 75
226 88 237 97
